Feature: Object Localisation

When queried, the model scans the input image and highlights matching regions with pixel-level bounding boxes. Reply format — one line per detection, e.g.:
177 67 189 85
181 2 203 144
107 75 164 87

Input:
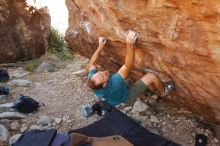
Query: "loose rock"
0 124 10 143
29 125 44 131
147 127 161 135
0 95 8 101
54 118 62 124
72 69 87 76
148 98 157 106
150 115 159 123
214 138 218 143
10 67 30 79
37 116 54 126
36 62 56 73
0 112 27 120
131 100 149 113
9 134 22 145
10 121 20 130
10 79 32 86
20 126 28 133
0 103 13 108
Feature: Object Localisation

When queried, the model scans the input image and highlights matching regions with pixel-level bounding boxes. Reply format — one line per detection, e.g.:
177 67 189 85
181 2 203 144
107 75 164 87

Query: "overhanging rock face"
0 0 51 63
65 0 220 123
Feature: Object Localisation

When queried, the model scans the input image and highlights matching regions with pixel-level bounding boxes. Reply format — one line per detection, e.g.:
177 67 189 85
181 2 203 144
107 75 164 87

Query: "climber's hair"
87 77 103 90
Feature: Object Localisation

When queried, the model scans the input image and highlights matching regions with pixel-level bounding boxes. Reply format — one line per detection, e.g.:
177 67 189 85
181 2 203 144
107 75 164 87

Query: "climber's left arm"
89 37 106 71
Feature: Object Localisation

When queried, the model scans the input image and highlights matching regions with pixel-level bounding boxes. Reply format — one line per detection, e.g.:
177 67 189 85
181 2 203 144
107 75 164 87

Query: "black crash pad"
69 109 180 146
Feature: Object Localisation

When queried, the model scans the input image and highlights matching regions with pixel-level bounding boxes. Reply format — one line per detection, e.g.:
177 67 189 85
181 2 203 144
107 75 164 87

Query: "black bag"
92 101 115 116
0 69 9 82
12 95 40 113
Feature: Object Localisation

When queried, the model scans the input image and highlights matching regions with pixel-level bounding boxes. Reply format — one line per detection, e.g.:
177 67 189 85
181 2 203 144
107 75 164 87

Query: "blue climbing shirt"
88 68 128 106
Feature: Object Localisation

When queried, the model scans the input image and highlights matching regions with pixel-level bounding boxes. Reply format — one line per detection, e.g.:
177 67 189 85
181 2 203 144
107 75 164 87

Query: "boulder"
0 0 51 63
65 0 220 123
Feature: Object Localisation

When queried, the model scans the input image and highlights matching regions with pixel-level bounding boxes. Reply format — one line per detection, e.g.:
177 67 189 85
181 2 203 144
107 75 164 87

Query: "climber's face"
91 70 110 87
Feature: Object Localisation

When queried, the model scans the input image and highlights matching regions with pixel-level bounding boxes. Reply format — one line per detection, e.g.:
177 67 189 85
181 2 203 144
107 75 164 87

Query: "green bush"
24 59 42 72
48 28 73 60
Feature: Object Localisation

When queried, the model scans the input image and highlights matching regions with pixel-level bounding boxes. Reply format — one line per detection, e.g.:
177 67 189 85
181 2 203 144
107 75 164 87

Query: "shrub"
24 59 42 72
48 27 73 60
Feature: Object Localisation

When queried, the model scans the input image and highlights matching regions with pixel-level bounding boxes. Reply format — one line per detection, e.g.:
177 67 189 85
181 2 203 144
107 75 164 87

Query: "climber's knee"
141 73 157 86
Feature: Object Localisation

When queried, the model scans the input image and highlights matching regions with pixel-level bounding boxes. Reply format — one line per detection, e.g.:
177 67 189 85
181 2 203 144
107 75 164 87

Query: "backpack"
12 95 40 113
0 69 9 82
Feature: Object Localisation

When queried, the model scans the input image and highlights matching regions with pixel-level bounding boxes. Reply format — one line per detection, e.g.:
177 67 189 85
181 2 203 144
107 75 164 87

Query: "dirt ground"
2 54 220 146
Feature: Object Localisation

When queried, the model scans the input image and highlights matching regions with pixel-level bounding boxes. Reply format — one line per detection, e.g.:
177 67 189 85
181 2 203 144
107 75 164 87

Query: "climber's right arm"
89 37 106 71
118 30 137 79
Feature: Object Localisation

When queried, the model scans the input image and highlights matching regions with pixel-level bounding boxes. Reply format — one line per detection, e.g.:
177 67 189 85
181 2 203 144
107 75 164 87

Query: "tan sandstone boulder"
65 0 220 123
0 0 51 63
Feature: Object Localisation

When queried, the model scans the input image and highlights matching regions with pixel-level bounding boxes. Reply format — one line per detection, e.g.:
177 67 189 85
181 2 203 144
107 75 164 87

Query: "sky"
27 0 68 34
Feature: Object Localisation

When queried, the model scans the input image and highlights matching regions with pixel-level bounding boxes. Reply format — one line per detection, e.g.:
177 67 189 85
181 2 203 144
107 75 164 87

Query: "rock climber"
87 30 173 106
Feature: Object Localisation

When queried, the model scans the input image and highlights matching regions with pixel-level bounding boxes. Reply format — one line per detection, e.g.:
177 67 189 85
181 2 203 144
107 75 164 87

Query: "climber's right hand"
98 37 107 48
126 30 138 46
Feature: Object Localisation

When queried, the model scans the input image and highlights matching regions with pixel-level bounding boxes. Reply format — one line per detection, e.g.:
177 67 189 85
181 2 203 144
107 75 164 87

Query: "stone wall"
0 0 51 63
65 0 220 123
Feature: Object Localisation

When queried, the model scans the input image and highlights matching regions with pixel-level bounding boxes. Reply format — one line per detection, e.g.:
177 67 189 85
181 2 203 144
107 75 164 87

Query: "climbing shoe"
164 80 174 94
195 134 207 146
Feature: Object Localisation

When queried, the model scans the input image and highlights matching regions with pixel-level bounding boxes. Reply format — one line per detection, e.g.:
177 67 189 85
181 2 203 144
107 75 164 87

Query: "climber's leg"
125 73 161 105
142 67 175 96
125 79 147 106
141 73 164 95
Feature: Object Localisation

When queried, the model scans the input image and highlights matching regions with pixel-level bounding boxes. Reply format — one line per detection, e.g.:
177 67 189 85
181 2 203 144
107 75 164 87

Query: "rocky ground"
0 54 219 146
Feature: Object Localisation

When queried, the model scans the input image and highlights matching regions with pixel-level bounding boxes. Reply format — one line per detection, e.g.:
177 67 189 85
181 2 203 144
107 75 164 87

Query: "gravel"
2 54 219 146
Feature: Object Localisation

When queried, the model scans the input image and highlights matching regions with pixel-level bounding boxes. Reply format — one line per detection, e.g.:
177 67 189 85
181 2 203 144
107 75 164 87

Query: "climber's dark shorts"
125 79 147 105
